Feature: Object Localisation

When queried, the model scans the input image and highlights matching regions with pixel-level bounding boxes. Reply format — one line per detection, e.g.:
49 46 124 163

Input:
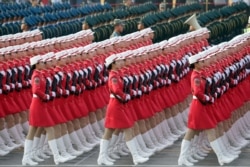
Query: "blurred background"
1 0 249 10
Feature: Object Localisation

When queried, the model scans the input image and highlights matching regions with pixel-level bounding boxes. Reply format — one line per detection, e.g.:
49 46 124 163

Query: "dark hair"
189 63 195 69
31 64 36 71
107 61 116 71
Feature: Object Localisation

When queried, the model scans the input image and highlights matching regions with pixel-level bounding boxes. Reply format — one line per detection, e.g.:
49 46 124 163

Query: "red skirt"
92 87 107 109
15 91 27 112
0 95 6 118
83 90 96 112
59 97 75 121
68 95 81 119
105 98 134 129
54 98 68 123
3 93 19 115
188 99 217 130
132 97 149 120
126 101 137 122
47 101 65 124
29 98 55 127
75 94 89 117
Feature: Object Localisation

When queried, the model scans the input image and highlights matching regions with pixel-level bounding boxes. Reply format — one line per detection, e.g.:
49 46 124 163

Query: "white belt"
193 96 198 99
33 94 38 98
110 94 115 98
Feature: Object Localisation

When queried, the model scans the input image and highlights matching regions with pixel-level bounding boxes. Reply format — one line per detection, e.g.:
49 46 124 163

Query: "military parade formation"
0 0 250 166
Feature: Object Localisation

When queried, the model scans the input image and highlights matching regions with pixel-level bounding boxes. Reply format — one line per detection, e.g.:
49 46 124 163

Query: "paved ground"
1 140 250 167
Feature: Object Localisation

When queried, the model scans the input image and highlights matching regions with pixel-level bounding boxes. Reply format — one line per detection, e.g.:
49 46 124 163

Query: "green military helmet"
94 27 100 42
101 26 107 41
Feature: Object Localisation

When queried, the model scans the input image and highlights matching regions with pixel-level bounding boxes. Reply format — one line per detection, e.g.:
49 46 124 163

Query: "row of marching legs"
97 97 191 165
0 111 29 156
178 102 250 166
21 109 106 165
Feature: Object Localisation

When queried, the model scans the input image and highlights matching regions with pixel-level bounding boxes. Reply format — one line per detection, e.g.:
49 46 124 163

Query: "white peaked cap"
5 47 13 54
30 55 42 66
141 28 154 34
77 47 85 54
32 29 42 35
85 29 94 35
204 46 220 59
101 39 110 47
0 48 5 54
83 44 94 52
110 37 120 44
218 42 228 51
44 52 55 62
105 54 117 67
168 37 180 46
116 53 126 60
188 53 202 64
55 52 63 60
132 49 139 56
41 54 49 62
13 45 20 52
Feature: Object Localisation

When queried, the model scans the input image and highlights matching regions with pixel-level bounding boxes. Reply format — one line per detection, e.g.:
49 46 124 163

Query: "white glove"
59 89 63 95
71 86 76 92
167 79 171 85
10 83 15 89
66 90 70 95
149 84 153 91
234 79 238 85
214 93 218 99
104 76 108 82
216 88 221 93
156 81 160 87
171 74 175 80
98 79 102 85
210 97 214 103
17 83 22 88
46 94 50 100
163 79 167 85
125 94 131 101
89 81 93 87
5 85 10 91
137 90 142 96
132 90 137 96
0 89 2 94
205 95 210 102
29 80 31 85
51 91 56 97
222 86 226 92
142 86 147 92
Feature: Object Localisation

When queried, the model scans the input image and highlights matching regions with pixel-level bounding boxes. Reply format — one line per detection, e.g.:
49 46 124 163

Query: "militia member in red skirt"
178 53 235 166
97 54 149 165
22 56 69 166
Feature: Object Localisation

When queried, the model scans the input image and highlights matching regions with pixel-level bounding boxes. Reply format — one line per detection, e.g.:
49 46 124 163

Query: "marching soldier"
110 19 125 38
22 55 69 165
